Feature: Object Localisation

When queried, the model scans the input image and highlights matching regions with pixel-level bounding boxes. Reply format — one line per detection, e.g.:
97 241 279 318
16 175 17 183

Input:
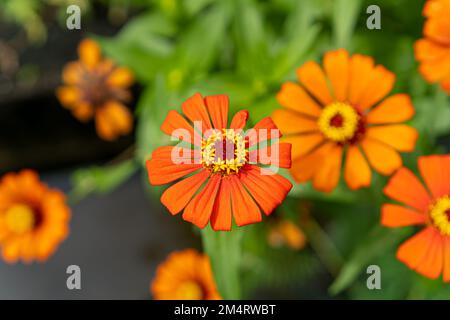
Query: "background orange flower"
415 0 450 94
382 154 450 281
57 39 134 141
151 249 221 300
273 49 418 192
0 170 70 263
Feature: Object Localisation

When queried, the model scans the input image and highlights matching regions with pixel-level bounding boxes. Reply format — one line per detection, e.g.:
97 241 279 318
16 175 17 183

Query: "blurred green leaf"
70 160 138 203
332 0 362 48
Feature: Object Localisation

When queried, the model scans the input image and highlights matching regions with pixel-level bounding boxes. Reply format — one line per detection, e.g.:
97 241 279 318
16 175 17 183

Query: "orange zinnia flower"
0 170 70 263
151 249 221 300
57 39 134 141
414 0 450 94
382 154 450 281
273 49 418 192
146 93 292 231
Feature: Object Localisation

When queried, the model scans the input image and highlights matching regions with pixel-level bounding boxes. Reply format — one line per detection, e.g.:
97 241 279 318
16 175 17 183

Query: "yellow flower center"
5 204 35 234
318 102 360 143
430 195 450 236
176 280 204 300
201 129 248 175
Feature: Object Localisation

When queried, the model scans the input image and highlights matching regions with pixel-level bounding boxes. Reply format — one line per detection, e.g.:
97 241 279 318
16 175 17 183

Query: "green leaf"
332 0 362 48
69 160 138 203
329 226 407 295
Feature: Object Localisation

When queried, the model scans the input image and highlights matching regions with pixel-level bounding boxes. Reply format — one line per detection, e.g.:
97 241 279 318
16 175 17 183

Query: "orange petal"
62 62 82 85
210 178 233 231
296 61 333 106
240 165 292 216
366 94 415 124
383 167 432 211
443 236 450 282
230 110 249 130
249 142 291 168
96 102 133 140
205 95 228 130
414 39 450 62
348 54 375 107
56 86 80 107
181 93 212 132
424 16 450 46
381 204 427 227
397 226 436 270
418 52 450 82
289 142 330 183
415 230 444 279
344 145 372 190
160 110 202 145
283 133 324 160
229 175 262 227
73 102 94 122
107 67 134 88
78 39 101 69
160 170 209 215
356 66 396 111
324 49 350 101
366 125 418 152
182 174 221 229
276 82 322 117
312 144 343 192
418 155 450 198
361 138 402 176
271 109 318 135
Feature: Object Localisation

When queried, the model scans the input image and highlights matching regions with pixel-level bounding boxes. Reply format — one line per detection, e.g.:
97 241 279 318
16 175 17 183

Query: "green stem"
201 225 244 299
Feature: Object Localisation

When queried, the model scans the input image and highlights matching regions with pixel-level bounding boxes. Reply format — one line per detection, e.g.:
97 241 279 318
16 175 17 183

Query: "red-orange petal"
181 93 212 133
249 142 291 168
205 95 228 130
182 174 221 229
247 117 281 147
160 170 209 215
418 154 450 198
229 175 262 227
146 159 202 186
381 204 427 227
397 226 436 270
230 110 249 130
210 178 232 231
160 110 202 145
415 230 444 279
443 236 450 282
384 167 432 211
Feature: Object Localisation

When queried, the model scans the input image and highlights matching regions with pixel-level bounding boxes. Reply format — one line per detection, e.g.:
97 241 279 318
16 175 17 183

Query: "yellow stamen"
176 280 204 300
430 195 450 236
318 102 359 143
5 204 35 234
201 129 247 175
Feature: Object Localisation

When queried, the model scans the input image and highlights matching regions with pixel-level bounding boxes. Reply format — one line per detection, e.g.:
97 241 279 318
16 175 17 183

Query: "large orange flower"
146 93 292 231
273 49 418 192
0 170 70 263
57 39 134 141
151 249 221 300
415 0 450 94
382 154 450 281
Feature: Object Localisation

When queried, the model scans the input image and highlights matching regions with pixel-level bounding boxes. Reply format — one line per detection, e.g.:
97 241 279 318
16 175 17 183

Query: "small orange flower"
151 249 221 300
273 49 418 192
382 154 450 281
0 170 70 263
57 38 134 141
415 0 450 94
146 93 292 231
267 220 307 250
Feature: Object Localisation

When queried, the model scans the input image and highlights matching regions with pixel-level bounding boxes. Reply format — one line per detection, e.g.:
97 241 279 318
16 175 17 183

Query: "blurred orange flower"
267 220 307 250
151 249 221 300
0 170 70 263
415 0 450 94
382 154 450 281
57 38 134 141
146 93 292 231
273 49 418 192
